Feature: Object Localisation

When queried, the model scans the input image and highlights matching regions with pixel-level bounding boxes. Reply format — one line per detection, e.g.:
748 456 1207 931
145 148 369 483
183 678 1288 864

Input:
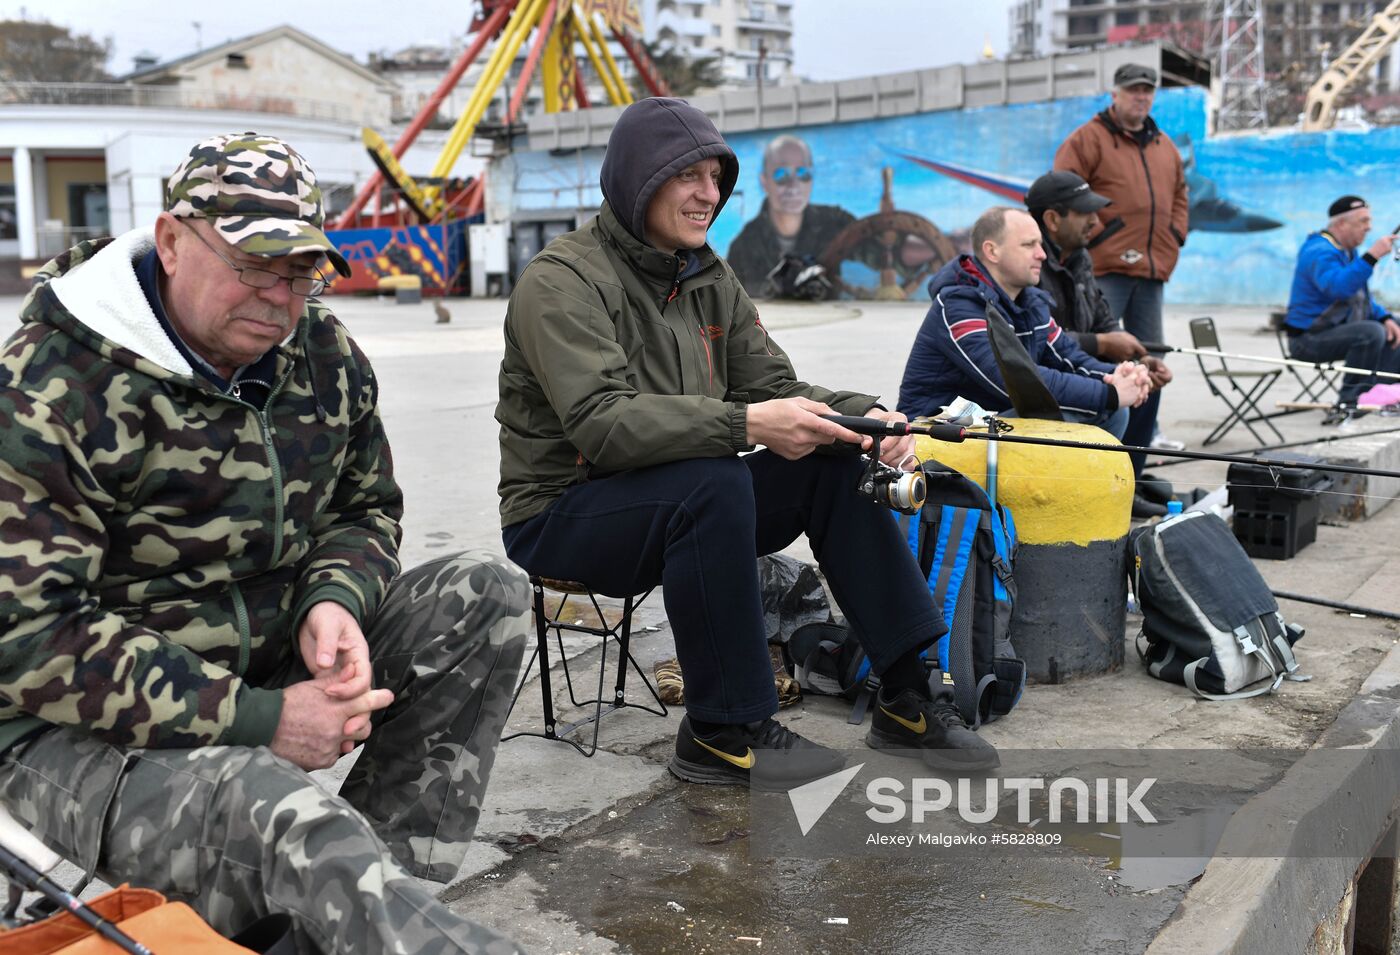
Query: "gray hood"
599 97 739 246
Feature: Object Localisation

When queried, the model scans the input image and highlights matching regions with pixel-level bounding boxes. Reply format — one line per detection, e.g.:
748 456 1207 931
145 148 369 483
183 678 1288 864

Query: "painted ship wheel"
818 167 958 301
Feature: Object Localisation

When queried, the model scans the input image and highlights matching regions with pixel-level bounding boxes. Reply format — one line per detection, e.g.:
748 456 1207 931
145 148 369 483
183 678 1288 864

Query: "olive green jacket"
496 203 878 526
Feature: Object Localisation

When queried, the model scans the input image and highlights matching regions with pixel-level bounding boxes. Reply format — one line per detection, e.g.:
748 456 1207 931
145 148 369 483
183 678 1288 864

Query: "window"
1116 10 1138 25
226 52 249 69
67 183 108 234
0 184 15 241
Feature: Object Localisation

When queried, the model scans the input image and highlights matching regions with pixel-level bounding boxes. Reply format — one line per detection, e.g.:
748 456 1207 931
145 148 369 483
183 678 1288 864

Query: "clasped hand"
269 602 393 770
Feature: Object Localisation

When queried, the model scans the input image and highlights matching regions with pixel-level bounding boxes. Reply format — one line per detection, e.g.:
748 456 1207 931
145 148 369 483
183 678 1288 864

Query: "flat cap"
1113 63 1159 88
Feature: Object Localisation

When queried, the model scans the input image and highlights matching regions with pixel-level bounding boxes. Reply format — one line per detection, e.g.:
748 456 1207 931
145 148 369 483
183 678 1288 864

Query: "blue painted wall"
508 86 1400 308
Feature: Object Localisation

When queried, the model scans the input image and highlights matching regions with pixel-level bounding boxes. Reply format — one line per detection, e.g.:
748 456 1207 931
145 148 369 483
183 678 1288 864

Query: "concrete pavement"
335 293 1398 954
2 291 1397 953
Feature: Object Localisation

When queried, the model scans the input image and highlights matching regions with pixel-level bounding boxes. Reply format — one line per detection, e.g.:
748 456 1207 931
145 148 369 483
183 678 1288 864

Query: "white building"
639 0 795 88
0 25 410 269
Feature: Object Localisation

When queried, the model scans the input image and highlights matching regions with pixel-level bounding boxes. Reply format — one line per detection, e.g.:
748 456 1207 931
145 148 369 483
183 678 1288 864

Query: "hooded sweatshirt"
898 255 1117 420
0 230 403 753
496 98 877 526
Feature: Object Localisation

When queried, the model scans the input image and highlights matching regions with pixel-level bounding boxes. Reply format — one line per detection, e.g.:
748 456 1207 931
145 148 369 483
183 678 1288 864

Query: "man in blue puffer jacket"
1283 195 1400 407
898 206 1148 434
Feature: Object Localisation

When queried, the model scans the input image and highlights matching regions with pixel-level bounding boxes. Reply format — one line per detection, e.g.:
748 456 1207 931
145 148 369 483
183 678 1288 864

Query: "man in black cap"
1026 170 1174 504
1283 195 1400 408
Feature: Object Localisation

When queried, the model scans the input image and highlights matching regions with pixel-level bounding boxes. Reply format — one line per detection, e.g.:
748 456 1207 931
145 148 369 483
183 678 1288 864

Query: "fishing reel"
855 434 926 515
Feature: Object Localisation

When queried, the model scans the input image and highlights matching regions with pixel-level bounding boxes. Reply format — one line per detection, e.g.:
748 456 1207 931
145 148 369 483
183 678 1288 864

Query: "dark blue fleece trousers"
502 451 943 724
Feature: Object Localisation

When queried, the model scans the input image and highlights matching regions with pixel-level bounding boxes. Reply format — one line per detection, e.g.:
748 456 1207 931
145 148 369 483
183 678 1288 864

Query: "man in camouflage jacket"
0 133 527 955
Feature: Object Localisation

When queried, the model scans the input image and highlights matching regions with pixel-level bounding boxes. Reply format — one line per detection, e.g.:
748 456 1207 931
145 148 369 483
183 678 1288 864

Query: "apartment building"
1009 0 1397 93
639 0 795 87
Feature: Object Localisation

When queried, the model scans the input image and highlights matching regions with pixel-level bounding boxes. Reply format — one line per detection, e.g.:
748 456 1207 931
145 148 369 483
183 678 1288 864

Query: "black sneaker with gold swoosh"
866 686 999 771
669 715 847 791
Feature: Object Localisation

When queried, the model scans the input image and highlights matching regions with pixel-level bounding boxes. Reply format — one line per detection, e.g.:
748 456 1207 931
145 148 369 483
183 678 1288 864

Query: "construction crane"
334 0 669 230
1303 0 1400 131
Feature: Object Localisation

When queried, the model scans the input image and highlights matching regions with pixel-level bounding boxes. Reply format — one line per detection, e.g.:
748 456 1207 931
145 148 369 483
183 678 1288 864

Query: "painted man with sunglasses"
0 133 529 954
727 133 854 298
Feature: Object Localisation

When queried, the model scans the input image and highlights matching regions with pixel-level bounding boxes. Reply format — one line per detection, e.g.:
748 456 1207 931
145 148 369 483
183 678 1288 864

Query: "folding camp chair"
1190 317 1285 446
1272 314 1341 405
502 576 668 757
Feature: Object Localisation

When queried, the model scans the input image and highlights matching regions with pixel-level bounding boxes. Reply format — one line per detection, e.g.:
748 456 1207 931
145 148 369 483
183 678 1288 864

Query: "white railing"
0 81 379 126
37 225 108 258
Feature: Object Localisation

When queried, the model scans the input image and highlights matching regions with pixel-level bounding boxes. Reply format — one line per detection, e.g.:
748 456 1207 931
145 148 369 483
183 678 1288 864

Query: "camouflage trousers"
0 551 530 955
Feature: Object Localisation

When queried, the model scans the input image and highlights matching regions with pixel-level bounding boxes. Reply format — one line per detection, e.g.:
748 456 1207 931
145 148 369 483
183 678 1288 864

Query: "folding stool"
502 576 668 757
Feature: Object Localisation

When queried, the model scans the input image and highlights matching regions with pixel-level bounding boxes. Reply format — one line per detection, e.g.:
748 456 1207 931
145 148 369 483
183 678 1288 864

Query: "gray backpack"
1130 511 1309 700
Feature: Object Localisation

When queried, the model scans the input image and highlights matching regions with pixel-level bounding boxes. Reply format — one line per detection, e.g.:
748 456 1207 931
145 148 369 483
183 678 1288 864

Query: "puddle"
495 785 1187 954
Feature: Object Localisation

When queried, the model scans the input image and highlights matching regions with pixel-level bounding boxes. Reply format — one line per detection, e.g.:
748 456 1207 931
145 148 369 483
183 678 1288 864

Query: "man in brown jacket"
1054 63 1189 350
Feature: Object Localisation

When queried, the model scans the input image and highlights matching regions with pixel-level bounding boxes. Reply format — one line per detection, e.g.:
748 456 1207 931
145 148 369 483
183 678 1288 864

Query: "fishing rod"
1271 590 1400 622
824 415 1400 482
1142 423 1400 470
1141 341 1400 383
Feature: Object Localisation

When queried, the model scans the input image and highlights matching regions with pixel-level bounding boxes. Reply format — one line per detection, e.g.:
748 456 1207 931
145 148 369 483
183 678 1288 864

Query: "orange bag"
0 885 260 954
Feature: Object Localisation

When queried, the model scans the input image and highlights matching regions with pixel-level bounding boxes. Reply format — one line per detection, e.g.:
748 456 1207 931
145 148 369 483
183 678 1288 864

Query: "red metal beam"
334 0 519 230
507 0 557 124
613 27 671 98
573 67 590 109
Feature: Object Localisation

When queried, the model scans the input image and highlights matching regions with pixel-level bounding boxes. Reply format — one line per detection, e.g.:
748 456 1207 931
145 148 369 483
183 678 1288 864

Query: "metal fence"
0 81 377 126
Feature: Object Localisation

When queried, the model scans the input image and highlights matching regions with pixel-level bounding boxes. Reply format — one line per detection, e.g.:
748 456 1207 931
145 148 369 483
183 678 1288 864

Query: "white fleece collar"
47 228 194 377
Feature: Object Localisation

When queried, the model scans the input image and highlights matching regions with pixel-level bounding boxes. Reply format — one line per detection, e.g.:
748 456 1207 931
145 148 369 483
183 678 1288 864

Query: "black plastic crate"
1232 501 1319 559
1227 454 1331 560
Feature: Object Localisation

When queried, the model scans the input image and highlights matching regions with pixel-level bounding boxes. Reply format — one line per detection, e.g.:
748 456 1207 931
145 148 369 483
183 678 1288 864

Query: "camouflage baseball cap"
164 132 351 277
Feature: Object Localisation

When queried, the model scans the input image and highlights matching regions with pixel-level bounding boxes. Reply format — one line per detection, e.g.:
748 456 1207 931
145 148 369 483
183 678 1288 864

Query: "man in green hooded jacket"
497 99 999 791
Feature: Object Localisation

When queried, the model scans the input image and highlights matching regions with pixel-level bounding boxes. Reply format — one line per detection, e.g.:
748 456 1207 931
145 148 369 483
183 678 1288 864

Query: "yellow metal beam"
571 6 624 106
542 13 580 112
429 0 551 188
360 127 434 221
587 11 633 106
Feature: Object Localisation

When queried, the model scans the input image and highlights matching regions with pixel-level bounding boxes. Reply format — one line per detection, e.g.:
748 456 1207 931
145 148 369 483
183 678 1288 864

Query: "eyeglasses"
769 166 812 186
177 219 327 297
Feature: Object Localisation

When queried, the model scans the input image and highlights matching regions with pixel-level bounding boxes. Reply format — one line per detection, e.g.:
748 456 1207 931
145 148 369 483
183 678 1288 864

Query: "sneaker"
1131 492 1168 519
669 715 847 791
1149 434 1186 452
866 687 1000 771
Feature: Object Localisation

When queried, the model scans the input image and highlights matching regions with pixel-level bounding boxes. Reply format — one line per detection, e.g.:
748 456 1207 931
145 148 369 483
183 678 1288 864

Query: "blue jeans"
1288 321 1400 404
502 452 943 724
1096 274 1166 347
1062 404 1130 440
1120 389 1161 478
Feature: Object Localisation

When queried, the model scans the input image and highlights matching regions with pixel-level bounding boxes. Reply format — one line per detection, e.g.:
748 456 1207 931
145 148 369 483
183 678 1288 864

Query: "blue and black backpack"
786 448 1026 727
898 449 1026 727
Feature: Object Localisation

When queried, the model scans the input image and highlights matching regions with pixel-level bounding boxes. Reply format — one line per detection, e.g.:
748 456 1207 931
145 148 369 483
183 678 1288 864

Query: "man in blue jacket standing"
898 206 1148 432
1284 195 1400 407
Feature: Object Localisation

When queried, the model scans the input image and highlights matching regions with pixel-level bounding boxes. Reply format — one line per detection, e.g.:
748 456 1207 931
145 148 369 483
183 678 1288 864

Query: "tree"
630 39 722 98
0 19 112 83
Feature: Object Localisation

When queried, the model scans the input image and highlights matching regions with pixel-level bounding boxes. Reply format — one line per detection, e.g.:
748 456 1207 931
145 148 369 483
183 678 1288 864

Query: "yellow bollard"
913 417 1133 683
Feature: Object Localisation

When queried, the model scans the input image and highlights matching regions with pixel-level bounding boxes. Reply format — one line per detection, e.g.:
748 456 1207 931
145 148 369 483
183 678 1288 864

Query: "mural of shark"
891 133 1281 233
